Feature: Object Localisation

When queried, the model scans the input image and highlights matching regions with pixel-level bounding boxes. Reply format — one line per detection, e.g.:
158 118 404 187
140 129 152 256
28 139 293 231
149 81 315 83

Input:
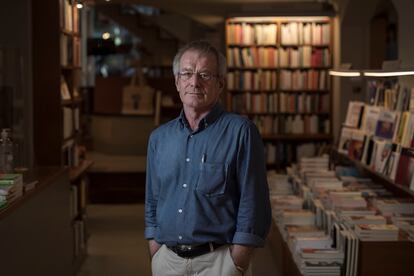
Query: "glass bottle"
0 128 14 173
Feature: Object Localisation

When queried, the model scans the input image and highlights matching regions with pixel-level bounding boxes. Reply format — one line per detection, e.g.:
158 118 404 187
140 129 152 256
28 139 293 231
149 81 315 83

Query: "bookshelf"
328 71 414 276
225 16 333 170
32 0 90 273
336 71 414 195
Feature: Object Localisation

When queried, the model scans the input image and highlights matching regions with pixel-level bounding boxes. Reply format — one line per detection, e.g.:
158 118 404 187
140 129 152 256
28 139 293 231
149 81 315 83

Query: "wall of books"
59 0 90 272
338 76 414 193
225 16 333 169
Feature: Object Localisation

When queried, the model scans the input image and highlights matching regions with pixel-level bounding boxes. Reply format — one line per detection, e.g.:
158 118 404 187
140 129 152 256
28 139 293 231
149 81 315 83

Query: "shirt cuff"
232 231 265 247
145 226 156 239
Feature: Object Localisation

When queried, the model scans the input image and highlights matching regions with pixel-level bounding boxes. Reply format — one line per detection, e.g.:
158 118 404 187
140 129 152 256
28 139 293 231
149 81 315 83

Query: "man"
145 40 271 276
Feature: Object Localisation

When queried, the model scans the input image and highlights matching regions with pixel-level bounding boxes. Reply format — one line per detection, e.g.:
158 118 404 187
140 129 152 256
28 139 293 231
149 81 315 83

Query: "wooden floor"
77 204 151 276
77 203 279 276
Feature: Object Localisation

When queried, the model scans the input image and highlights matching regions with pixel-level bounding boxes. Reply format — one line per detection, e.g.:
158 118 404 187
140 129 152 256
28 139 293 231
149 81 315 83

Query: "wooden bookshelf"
32 0 89 272
225 16 334 169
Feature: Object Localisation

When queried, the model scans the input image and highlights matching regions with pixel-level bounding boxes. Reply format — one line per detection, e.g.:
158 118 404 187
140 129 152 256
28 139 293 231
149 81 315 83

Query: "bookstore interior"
1 0 414 275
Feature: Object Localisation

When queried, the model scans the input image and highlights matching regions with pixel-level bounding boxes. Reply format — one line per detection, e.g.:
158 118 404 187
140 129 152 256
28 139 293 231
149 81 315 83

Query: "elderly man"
145 40 271 276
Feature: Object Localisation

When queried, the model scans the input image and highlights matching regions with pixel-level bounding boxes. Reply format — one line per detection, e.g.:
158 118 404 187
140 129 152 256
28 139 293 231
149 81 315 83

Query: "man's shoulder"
150 118 180 139
220 111 254 128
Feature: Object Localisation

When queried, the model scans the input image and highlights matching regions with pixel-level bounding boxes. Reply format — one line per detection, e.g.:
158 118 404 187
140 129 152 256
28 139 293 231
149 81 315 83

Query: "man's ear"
175 75 180 92
218 77 225 92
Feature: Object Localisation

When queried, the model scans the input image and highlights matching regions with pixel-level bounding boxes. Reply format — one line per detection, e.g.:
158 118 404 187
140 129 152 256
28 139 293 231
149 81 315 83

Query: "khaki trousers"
151 245 251 276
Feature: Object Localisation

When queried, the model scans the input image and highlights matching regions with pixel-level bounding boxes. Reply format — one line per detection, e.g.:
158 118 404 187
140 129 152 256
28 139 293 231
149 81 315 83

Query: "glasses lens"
179 72 215 81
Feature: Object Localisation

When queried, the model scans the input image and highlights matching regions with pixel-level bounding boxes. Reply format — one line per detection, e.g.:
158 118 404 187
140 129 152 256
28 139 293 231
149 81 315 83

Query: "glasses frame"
177 71 219 82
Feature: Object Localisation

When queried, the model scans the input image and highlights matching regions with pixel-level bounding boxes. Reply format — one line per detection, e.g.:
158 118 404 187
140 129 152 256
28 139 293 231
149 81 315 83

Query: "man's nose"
189 73 201 86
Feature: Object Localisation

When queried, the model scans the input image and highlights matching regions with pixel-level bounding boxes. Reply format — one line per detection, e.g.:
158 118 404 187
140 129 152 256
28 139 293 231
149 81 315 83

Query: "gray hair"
172 40 227 78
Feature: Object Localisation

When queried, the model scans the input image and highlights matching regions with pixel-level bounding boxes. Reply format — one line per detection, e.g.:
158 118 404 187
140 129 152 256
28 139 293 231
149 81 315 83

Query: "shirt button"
185 158 190 162
182 183 187 188
178 235 183 240
190 135 193 138
178 209 183 213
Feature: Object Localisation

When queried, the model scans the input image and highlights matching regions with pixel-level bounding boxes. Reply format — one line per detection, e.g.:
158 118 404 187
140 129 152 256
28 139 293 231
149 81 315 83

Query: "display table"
0 167 72 276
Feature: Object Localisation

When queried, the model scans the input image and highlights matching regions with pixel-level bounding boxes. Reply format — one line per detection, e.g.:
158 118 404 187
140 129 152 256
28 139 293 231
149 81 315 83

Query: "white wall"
335 0 414 142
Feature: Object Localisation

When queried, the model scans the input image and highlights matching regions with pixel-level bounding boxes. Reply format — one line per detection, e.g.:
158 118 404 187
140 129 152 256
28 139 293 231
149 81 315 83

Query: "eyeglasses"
178 71 219 82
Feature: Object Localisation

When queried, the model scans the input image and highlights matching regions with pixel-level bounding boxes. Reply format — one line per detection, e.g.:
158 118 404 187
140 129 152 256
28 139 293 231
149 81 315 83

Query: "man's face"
175 50 224 113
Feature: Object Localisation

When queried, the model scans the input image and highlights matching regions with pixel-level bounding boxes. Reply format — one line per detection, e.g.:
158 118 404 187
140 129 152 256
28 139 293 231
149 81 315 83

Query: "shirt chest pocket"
196 162 228 197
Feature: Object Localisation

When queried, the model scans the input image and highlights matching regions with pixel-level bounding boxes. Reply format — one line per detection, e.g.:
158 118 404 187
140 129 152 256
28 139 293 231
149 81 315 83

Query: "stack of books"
270 195 303 218
281 210 316 226
267 172 294 195
296 248 344 276
354 224 399 241
342 215 387 228
0 174 23 208
283 225 326 240
373 198 414 216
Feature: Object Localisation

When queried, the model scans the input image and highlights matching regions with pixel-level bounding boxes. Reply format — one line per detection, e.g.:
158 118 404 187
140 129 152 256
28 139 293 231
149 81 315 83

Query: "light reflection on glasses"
178 71 218 82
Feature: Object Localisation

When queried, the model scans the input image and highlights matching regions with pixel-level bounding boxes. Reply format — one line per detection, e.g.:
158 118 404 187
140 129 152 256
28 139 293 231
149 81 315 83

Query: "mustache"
184 90 206 95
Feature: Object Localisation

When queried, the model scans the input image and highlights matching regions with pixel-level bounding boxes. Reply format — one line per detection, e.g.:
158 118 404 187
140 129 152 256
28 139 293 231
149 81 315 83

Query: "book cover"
395 148 414 188
375 110 398 140
371 139 394 174
347 130 366 161
361 105 381 135
344 101 364 128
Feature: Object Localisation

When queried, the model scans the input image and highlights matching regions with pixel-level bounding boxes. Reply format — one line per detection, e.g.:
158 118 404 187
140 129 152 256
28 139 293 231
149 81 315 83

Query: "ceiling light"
102 32 111 40
329 70 361 77
363 70 414 77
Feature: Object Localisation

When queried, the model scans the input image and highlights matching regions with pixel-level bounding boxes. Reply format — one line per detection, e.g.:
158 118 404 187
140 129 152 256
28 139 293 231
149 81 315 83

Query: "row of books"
344 101 414 144
60 35 81 67
63 107 80 139
227 70 277 91
279 92 329 114
227 69 328 91
252 114 330 136
281 22 330 46
280 69 328 91
60 0 79 33
338 128 414 191
339 96 414 191
226 22 330 46
227 47 330 68
231 92 329 114
280 47 331 68
0 174 23 209
367 80 414 111
227 47 279 68
227 23 278 45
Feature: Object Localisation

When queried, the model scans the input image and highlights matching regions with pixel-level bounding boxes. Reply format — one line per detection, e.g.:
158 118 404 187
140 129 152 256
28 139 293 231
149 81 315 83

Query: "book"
394 148 414 188
360 105 381 135
370 139 394 174
347 130 366 161
375 110 398 140
344 101 364 128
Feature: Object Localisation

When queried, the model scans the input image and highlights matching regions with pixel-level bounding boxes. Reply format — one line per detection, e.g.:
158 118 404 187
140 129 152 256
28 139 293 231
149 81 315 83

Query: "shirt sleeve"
232 121 271 247
144 134 159 240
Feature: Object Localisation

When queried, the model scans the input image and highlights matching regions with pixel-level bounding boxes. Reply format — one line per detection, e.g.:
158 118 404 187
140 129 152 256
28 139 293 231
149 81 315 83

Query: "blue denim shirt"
144 104 271 247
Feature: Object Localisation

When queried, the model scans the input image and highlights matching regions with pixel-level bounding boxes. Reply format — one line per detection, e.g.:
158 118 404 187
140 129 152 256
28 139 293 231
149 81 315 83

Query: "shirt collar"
179 103 224 130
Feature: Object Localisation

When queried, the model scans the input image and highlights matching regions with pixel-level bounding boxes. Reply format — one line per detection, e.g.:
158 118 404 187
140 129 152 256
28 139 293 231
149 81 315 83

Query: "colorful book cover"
375 110 398 140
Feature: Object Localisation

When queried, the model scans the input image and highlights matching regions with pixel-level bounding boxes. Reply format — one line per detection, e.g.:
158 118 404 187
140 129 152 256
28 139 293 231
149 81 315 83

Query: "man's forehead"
180 50 216 65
